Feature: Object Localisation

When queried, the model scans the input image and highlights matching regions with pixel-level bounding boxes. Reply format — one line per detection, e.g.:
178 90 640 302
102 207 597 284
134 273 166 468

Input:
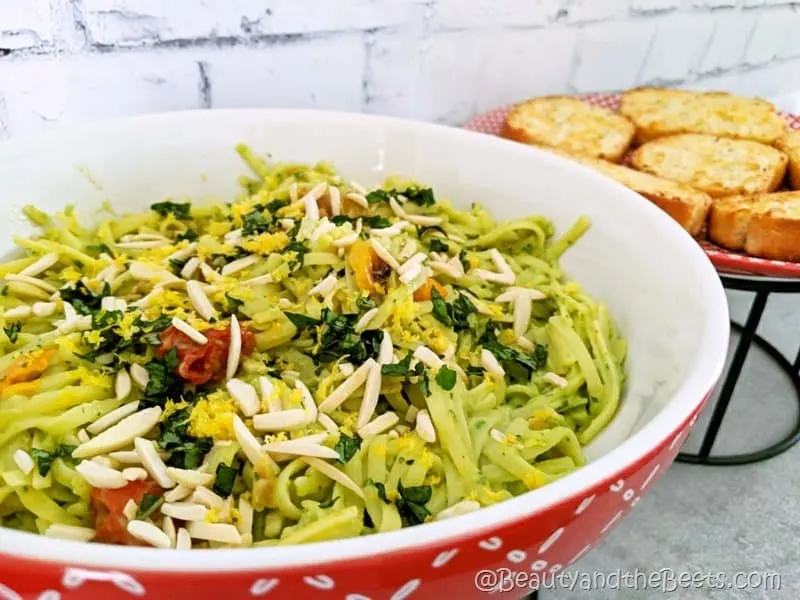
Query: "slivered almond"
473 249 515 285
221 255 259 277
346 192 369 208
513 294 532 338
226 314 242 380
32 301 56 317
129 261 179 284
258 376 282 412
116 240 169 249
166 243 197 263
252 409 312 432
318 413 339 433
295 380 318 420
368 238 400 270
76 460 128 489
73 407 162 458
544 372 569 388
162 516 176 548
415 409 436 443
121 233 169 242
232 414 276 473
378 330 393 365
481 349 505 378
294 182 328 207
199 262 222 282
127 520 171 549
164 484 193 503
190 486 225 509
186 522 243 545
405 405 419 423
237 497 254 536
317 359 374 413
332 232 358 248
329 186 342 216
44 524 96 542
398 252 427 276
165 467 214 488
308 274 337 297
357 361 383 429
19 252 59 277
289 182 299 203
262 440 339 460
161 502 208 522
129 364 149 389
370 221 409 237
357 412 399 438
87 400 139 435
134 437 175 489
355 308 378 333
180 257 201 279
517 335 535 351
122 499 139 519
122 467 148 482
304 457 365 499
437 499 481 520
171 316 208 344
242 273 273 286
186 280 217 321
495 286 546 303
176 527 192 550
413 346 444 369
13 449 34 474
226 379 260 417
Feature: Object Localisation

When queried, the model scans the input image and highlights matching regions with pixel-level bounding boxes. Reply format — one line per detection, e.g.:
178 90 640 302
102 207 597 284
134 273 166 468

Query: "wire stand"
676 274 800 466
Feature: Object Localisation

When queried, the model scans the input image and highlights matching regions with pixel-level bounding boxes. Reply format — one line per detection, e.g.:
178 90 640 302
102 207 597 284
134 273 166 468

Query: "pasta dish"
0 145 626 549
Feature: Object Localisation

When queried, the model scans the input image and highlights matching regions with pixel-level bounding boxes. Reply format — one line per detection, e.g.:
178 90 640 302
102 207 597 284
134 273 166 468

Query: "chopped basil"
318 496 339 509
362 216 392 229
458 249 471 273
356 296 377 311
177 229 198 242
466 365 486 377
136 493 164 520
213 463 238 497
481 327 548 379
223 293 244 316
59 281 111 316
151 201 191 220
3 322 21 343
403 187 435 207
435 366 457 391
159 407 213 470
430 287 452 327
241 208 270 236
334 434 361 465
141 347 181 407
381 354 413 377
265 199 289 213
284 312 321 329
420 371 431 396
30 445 76 477
428 238 449 253
365 190 393 204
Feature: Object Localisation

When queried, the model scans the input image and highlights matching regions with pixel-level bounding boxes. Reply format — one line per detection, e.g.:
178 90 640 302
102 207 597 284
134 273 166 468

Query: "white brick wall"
1 0 800 138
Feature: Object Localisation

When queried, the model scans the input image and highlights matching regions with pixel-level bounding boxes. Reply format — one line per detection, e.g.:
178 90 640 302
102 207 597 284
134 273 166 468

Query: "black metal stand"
676 273 800 466
522 591 539 599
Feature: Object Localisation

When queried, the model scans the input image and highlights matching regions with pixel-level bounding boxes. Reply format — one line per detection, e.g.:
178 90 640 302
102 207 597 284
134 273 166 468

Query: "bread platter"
465 91 800 278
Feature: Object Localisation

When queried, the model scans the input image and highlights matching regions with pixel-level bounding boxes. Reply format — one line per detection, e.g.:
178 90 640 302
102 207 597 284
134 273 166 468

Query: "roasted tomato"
158 325 256 385
91 480 162 545
413 278 448 302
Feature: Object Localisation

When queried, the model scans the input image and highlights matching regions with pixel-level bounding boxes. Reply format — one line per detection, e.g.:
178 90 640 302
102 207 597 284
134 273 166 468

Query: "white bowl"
0 110 729 600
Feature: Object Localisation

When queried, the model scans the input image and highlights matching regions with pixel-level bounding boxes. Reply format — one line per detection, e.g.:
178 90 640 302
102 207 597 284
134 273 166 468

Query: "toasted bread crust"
501 96 635 162
629 134 788 197
775 130 800 190
620 87 787 145
708 196 754 250
536 145 711 236
709 191 800 260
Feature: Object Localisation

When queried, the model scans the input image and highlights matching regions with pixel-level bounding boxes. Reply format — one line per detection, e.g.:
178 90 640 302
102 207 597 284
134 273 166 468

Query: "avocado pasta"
0 145 626 548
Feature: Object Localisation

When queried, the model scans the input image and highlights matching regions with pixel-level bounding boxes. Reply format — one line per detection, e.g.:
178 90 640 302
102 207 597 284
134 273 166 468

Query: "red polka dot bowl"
0 110 729 600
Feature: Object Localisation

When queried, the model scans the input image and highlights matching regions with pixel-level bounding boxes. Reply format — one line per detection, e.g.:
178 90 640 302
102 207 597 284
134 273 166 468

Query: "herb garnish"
136 493 164 519
30 445 77 477
435 366 457 391
213 463 238 497
59 281 111 315
3 322 21 343
334 434 361 465
151 201 191 220
158 407 213 470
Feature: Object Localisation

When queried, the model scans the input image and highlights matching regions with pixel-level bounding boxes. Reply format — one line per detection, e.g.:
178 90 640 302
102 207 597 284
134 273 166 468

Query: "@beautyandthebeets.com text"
474 567 782 594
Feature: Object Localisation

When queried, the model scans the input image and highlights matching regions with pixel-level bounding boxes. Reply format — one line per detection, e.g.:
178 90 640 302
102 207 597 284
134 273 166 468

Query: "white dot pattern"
463 94 800 279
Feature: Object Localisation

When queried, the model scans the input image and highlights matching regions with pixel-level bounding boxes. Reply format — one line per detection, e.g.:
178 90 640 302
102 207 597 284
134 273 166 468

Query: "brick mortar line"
3 2 799 59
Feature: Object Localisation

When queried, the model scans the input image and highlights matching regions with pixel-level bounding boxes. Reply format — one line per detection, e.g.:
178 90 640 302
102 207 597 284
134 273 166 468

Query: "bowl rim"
0 108 730 572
